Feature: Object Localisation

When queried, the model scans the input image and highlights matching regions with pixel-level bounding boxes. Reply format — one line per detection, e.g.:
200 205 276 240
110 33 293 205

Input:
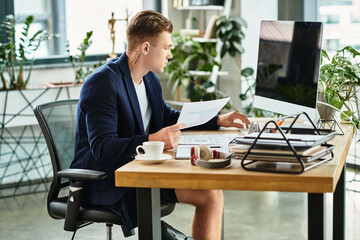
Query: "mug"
136 141 165 159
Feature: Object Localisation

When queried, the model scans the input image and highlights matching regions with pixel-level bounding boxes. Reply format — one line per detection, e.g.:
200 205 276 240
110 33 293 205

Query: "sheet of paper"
176 134 237 159
179 134 238 145
176 145 230 159
177 97 230 129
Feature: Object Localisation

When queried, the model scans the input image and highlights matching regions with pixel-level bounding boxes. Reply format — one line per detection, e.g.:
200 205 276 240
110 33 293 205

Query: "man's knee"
206 190 223 206
194 189 223 208
176 189 223 207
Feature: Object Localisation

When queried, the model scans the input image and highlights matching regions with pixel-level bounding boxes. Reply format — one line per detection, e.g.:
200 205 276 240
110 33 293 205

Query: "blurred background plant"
164 34 230 104
66 30 102 84
0 15 54 90
319 46 360 130
215 15 247 69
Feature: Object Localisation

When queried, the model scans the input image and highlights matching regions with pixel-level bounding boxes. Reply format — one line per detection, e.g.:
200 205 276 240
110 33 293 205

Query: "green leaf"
340 46 360 57
181 54 197 71
215 16 227 27
202 80 214 89
25 15 34 25
321 49 330 64
241 67 254 77
229 47 237 57
224 21 233 31
233 16 248 28
232 41 244 53
171 79 180 97
168 70 179 82
190 86 201 101
340 110 353 121
239 93 248 100
324 88 344 110
181 77 190 89
220 43 227 58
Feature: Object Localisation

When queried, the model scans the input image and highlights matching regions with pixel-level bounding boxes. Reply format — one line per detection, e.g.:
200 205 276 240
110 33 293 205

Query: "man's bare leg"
175 189 223 240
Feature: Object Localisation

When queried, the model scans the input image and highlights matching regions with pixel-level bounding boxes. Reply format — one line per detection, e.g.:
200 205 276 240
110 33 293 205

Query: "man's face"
145 31 173 73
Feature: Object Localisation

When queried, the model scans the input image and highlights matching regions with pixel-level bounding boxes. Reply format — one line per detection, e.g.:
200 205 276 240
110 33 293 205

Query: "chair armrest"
58 168 107 181
59 168 106 232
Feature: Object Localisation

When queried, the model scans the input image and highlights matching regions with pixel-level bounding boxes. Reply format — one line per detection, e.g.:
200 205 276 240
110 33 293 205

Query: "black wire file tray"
229 112 336 174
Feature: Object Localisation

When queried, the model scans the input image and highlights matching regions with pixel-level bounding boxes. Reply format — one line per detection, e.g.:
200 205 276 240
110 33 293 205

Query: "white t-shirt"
133 79 152 133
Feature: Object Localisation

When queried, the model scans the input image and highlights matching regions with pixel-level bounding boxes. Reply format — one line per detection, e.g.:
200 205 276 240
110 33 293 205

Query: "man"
71 10 250 240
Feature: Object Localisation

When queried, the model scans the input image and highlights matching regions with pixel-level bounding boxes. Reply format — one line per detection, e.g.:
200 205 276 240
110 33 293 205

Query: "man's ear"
141 42 150 55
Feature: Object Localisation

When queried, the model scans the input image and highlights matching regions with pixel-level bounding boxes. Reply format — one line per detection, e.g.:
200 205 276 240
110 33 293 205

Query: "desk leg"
136 188 161 240
333 165 345 240
308 193 326 240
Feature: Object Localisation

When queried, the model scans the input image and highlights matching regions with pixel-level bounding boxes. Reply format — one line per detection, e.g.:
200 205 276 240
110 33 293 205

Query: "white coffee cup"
136 141 165 159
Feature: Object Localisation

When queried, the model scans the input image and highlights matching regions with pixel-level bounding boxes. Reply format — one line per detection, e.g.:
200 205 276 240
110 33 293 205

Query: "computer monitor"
253 20 323 122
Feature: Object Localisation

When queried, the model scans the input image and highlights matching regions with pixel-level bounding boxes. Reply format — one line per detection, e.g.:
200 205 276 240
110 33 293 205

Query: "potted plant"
45 30 103 87
164 15 248 110
164 34 227 103
67 30 103 84
215 15 247 69
0 15 54 90
318 46 360 130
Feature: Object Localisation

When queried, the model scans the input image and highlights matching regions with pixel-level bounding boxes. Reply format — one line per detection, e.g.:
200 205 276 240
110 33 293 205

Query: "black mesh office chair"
34 99 175 239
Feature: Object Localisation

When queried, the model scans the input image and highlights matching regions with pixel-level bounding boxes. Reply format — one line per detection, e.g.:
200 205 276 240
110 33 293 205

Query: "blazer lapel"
117 54 145 134
143 74 162 133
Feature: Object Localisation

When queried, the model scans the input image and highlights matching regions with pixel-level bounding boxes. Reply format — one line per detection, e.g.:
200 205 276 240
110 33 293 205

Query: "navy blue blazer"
71 52 219 206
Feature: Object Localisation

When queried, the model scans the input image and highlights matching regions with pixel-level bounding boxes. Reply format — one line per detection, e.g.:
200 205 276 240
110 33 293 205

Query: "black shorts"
101 188 178 231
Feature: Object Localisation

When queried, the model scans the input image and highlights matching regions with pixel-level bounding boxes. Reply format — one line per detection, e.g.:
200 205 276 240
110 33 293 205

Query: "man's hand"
217 111 250 129
149 123 186 149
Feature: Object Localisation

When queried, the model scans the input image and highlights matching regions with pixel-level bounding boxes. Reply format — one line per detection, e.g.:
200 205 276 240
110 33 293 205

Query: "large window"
318 0 360 53
3 0 143 60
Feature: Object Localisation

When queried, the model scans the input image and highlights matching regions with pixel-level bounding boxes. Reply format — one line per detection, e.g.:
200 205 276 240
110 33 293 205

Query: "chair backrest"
34 99 78 203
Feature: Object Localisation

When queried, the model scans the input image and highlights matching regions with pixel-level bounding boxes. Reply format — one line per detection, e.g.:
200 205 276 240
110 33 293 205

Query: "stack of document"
231 132 335 147
229 132 335 163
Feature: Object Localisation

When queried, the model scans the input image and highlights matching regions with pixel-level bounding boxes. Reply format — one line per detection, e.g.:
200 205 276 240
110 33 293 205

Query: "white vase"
317 93 336 121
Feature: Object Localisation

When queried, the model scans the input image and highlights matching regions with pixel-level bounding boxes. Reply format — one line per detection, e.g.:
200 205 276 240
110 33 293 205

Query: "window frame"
0 0 161 66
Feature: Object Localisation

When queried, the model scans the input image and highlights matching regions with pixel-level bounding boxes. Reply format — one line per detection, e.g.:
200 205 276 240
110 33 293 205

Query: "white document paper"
177 97 230 129
176 134 237 159
176 145 230 159
179 134 238 145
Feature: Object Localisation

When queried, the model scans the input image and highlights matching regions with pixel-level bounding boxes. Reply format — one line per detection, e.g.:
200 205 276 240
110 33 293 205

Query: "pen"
271 119 283 133
209 146 221 148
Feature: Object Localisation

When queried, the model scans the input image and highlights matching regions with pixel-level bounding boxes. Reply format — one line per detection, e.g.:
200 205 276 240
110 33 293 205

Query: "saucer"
135 154 172 164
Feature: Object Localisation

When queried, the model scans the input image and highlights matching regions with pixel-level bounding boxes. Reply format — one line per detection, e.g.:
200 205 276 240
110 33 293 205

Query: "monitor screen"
253 20 323 121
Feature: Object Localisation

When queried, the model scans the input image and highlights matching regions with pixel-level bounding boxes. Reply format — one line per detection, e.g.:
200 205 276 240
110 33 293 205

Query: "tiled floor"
1 167 360 240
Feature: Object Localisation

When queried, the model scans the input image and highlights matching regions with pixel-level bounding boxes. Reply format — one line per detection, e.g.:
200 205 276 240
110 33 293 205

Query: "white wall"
218 0 278 111
29 66 75 88
241 0 278 71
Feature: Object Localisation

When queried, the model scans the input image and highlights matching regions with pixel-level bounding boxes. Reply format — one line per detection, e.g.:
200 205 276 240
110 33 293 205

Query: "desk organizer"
316 105 344 135
230 112 335 174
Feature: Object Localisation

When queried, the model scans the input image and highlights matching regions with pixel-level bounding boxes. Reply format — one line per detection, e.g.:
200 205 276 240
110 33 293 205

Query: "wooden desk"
115 123 354 240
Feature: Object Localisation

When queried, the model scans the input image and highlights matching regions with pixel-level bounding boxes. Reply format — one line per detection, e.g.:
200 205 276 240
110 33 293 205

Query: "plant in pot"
318 46 360 133
0 15 54 90
45 30 102 87
164 34 231 107
215 15 247 70
67 30 103 84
